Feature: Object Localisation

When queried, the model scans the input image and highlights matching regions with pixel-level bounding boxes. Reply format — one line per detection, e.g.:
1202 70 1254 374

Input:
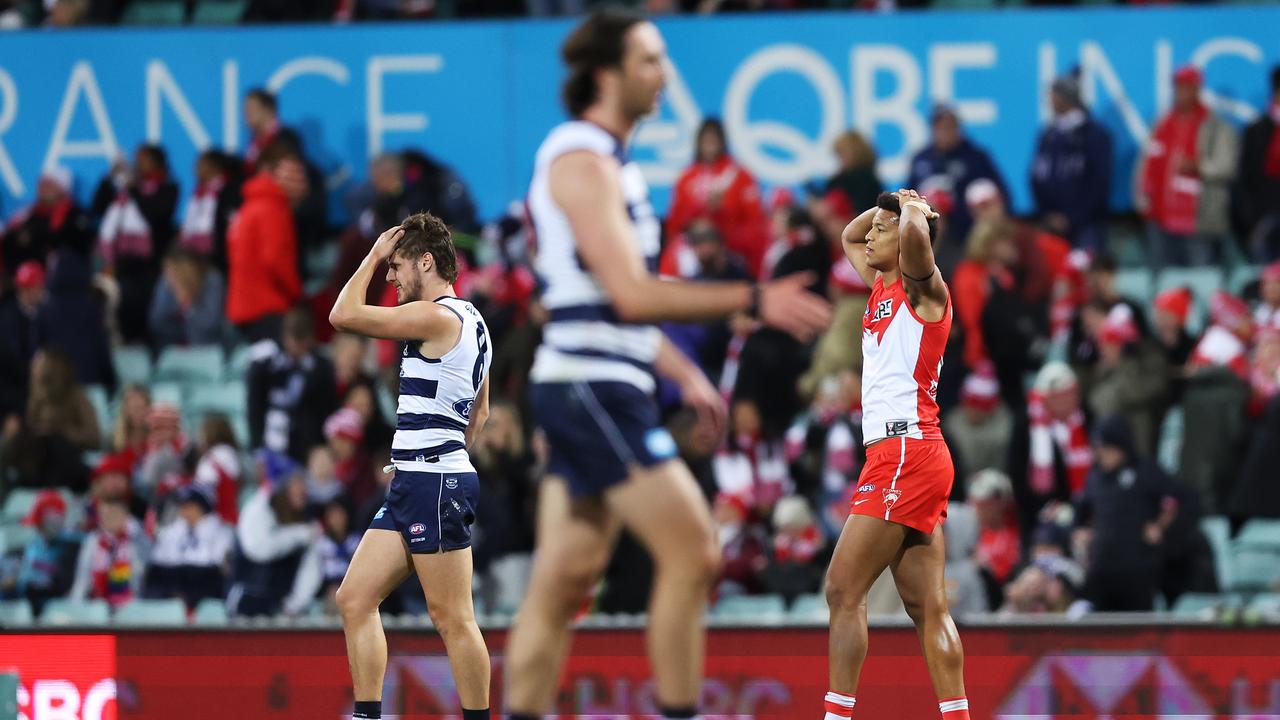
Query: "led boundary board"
0 635 116 720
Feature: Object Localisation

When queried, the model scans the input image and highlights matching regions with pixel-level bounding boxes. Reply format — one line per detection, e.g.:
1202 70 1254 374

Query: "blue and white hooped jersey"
391 296 491 474
527 121 663 393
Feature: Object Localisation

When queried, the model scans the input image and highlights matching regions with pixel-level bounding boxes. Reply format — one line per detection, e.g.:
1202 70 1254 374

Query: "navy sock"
462 709 489 720
508 714 540 720
660 708 698 719
353 700 381 719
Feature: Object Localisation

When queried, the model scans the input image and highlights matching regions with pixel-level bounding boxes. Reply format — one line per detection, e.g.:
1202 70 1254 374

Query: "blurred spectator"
1083 305 1168 456
798 203 870 399
1254 261 1280 332
92 144 179 343
1010 362 1091 532
943 364 1012 481
941 504 989 617
0 349 96 492
242 89 302 170
470 401 536 573
1 167 93 275
0 261 45 416
329 155 406 312
247 307 338 462
111 383 150 455
400 149 480 234
85 452 149 526
1067 253 1149 371
1250 330 1280 413
525 0 586 15
331 332 393 450
1074 415 1180 612
148 248 227 348
69 494 150 609
192 414 242 524
666 117 769 277
712 492 768 597
1152 287 1197 401
225 141 302 343
306 445 344 505
660 220 747 386
999 555 1087 617
178 149 242 274
0 490 81 616
324 406 374 505
1228 385 1280 522
967 469 1020 610
32 249 116 390
1031 71 1113 251
229 450 321 616
134 403 186 502
355 446 393 532
316 497 360 612
714 398 791 513
144 485 233 609
906 105 1009 270
1234 65 1280 263
826 129 882 215
760 495 825 601
784 370 862 536
951 217 1023 377
1136 65 1238 271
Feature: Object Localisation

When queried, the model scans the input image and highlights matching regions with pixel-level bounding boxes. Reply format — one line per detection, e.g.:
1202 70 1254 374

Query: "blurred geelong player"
503 11 831 720
821 190 969 720
329 212 492 720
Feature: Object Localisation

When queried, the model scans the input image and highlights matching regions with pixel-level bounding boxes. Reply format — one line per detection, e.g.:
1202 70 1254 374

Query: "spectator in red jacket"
666 117 770 277
226 140 302 343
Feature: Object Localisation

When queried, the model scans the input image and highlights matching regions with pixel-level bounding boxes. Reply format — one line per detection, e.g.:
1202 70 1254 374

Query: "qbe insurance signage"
0 636 116 720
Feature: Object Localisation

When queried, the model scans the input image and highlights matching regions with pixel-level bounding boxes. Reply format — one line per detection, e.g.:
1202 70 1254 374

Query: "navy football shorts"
368 469 479 553
529 380 678 498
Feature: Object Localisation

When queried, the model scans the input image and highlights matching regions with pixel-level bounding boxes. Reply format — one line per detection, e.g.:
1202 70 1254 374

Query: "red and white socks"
823 691 856 719
939 697 970 719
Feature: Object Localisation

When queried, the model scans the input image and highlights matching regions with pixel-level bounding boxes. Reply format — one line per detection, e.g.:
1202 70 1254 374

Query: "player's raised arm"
328 225 460 341
840 206 880 287
551 150 832 339
896 189 948 305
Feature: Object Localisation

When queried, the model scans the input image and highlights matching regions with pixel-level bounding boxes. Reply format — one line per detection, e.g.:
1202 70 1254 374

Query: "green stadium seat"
0 524 37 555
1114 269 1154 306
224 344 253 382
711 594 786 621
1228 547 1280 592
1229 264 1261 294
1170 592 1242 618
114 598 188 626
788 593 829 622
0 599 34 626
121 1 186 25
1236 519 1280 551
40 599 111 626
113 345 152 386
1156 407 1183 476
1 489 39 525
194 598 229 626
149 382 184 409
154 346 225 385
84 384 111 446
191 0 245 24
1200 515 1233 589
185 381 247 426
1246 593 1280 620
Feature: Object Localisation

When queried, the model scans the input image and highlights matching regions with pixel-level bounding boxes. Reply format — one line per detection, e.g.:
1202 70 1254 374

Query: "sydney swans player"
329 212 492 720
821 190 970 720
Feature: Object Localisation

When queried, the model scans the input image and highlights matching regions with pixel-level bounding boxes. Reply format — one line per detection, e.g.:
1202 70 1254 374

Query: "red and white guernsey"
860 274 952 445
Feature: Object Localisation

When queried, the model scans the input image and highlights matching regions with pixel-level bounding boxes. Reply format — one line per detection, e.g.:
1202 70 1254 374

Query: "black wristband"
903 266 936 283
747 283 761 318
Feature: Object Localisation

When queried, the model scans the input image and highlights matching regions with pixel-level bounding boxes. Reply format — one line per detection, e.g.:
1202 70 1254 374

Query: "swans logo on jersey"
410 523 426 536
883 488 903 509
452 398 473 419
871 299 894 322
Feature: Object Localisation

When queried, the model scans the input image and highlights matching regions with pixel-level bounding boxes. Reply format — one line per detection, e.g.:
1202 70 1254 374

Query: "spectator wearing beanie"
0 261 46 416
225 139 302 343
967 469 1021 610
145 484 233 609
943 364 1013 480
1254 261 1280 332
1009 362 1092 534
5 490 82 616
1136 65 1239 271
1031 71 1113 252
69 493 150 609
1235 65 1280 263
1084 304 1169 457
1152 287 1197 404
1 166 93 275
91 144 179 343
85 451 150 527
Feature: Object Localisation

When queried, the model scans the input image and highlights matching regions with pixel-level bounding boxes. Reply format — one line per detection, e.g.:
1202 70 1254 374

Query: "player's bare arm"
896 189 948 322
328 225 462 342
840 206 880 287
464 376 491 450
551 150 831 339
654 337 727 440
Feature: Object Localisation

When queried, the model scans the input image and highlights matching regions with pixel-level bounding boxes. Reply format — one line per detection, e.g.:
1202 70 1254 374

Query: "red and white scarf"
98 192 152 263
1189 324 1251 381
179 176 225 256
1027 390 1091 496
194 443 241 524
89 525 140 608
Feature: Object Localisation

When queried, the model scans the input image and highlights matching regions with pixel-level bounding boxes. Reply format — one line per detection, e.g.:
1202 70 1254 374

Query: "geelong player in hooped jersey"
504 11 832 720
820 190 971 720
329 212 492 720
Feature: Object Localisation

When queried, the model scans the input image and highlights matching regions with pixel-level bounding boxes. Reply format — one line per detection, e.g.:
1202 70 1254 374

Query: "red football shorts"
849 436 954 534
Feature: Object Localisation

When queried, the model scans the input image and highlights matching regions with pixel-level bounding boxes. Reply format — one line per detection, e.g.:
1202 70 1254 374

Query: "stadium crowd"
1 61 1279 624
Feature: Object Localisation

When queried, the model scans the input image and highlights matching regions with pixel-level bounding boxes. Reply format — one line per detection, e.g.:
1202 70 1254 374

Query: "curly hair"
393 212 458 283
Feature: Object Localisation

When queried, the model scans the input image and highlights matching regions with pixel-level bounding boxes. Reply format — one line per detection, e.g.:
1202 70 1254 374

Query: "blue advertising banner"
0 7 1274 223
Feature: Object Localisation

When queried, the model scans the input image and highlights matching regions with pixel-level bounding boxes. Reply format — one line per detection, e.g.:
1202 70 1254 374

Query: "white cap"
39 166 72 193
1033 361 1077 394
967 469 1013 501
772 496 815 532
965 178 1001 209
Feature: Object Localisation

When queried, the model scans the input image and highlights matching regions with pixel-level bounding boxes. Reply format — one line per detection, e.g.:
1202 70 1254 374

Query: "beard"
398 275 421 305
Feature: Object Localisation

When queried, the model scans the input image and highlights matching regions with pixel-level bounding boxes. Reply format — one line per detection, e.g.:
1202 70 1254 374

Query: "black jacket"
32 251 116 392
246 346 339 463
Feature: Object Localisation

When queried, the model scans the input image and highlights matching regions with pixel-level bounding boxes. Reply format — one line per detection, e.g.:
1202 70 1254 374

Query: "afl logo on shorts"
882 488 903 509
453 398 473 419
410 523 426 536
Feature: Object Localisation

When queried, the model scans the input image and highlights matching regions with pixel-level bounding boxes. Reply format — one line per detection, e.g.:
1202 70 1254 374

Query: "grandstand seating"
120 1 186 25
712 594 787 622
40 599 111 626
194 598 230 626
113 346 153 386
191 0 246 24
0 599 33 626
115 598 189 626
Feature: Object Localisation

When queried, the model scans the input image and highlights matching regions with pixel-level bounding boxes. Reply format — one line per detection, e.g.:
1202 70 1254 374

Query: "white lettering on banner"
146 60 212 150
0 66 23 197
223 59 239 151
1192 37 1263 123
1155 40 1173 120
633 57 700 187
1081 41 1149 144
42 61 120 171
33 679 79 720
852 44 926 181
928 43 999 125
82 679 116 719
366 55 443 156
723 44 843 185
1037 42 1057 124
267 56 350 96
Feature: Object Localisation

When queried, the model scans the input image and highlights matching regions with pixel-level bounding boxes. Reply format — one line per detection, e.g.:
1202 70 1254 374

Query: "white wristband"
902 199 933 215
